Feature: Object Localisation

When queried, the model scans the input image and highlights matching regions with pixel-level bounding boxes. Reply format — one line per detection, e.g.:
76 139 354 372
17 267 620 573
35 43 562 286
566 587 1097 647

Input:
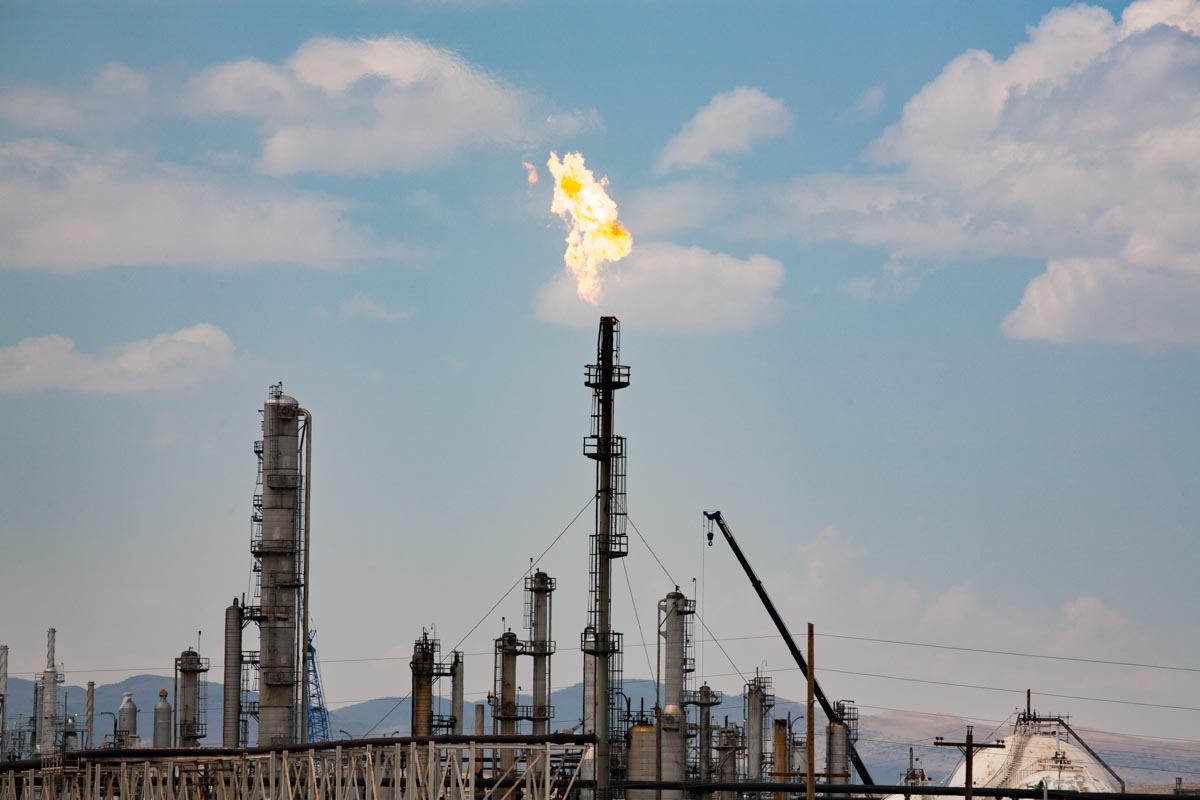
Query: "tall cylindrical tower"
223 600 243 747
0 644 8 751
716 725 741 800
494 630 520 771
528 570 555 737
176 648 209 747
581 316 631 794
451 651 464 735
38 628 59 754
410 633 437 737
257 388 304 746
85 682 94 750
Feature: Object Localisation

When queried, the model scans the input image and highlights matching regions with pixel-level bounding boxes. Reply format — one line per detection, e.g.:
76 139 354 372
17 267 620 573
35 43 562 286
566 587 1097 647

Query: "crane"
305 629 331 743
704 510 874 785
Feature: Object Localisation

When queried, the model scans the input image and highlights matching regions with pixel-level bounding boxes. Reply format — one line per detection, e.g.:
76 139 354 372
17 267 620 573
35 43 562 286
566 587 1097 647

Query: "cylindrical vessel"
223 600 243 747
746 683 763 781
626 722 657 800
118 692 138 740
661 592 687 706
698 684 714 782
498 631 519 770
580 628 596 800
774 719 789 799
258 391 302 746
826 721 850 785
410 638 435 737
177 648 205 747
153 690 172 747
661 704 686 800
792 742 808 783
717 726 740 800
474 703 485 736
530 571 554 737
451 652 464 735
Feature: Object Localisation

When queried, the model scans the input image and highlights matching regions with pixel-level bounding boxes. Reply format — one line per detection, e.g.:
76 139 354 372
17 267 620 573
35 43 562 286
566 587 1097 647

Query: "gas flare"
547 151 632 304
522 161 539 184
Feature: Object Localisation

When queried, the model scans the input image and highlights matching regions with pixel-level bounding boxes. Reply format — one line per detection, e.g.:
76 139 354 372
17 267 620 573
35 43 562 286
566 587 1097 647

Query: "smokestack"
774 719 789 800
223 599 243 747
451 651 464 735
474 704 485 736
582 316 631 794
86 682 94 750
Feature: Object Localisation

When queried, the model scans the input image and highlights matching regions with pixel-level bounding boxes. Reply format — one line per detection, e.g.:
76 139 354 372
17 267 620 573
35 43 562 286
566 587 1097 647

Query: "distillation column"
223 600 243 747
716 725 741 800
257 388 306 746
660 590 694 800
493 630 521 771
582 316 631 795
176 648 209 747
411 633 437 737
38 628 60 754
745 675 774 787
529 571 556 737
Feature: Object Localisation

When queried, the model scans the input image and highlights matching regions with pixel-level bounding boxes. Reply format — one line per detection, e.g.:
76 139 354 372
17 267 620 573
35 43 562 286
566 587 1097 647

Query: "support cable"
362 495 595 736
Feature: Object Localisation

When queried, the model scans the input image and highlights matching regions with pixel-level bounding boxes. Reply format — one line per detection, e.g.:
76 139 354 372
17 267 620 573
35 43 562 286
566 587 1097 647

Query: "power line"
360 495 594 736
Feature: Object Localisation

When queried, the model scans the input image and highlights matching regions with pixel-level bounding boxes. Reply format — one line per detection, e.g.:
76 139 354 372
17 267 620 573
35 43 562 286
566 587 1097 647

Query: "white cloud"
852 84 885 119
0 140 403 271
186 36 589 175
0 324 234 394
1002 259 1200 345
535 241 783 332
0 62 151 132
339 293 413 323
683 0 1200 346
655 87 792 175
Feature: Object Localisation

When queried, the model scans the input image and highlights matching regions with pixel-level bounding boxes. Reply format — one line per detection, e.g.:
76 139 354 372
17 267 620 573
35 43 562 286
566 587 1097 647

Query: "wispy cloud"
655 87 792 175
0 324 234 394
339 294 413 323
0 140 404 272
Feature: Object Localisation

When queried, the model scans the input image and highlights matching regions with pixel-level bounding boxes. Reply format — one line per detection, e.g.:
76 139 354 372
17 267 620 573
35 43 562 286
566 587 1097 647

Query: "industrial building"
0 318 1141 800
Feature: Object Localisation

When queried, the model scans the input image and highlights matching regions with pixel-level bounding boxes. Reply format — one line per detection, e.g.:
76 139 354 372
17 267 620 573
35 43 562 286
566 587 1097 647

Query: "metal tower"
304 631 331 744
582 316 630 796
241 383 312 746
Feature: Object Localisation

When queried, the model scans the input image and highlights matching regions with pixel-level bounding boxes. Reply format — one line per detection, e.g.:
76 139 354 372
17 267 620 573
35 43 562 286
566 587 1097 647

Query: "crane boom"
704 510 874 785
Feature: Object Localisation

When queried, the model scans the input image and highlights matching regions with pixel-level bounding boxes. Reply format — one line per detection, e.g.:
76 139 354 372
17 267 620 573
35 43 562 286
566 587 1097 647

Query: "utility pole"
935 726 1005 800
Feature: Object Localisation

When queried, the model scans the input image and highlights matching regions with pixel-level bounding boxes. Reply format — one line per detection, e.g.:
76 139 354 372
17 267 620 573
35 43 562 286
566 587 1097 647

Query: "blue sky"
1 0 1198 753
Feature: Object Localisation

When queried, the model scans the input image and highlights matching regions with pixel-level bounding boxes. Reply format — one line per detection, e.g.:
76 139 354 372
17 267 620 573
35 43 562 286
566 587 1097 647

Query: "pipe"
299 408 312 744
0 645 7 753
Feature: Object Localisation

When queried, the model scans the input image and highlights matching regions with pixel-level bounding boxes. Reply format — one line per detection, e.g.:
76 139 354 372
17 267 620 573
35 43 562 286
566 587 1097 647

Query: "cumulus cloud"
660 1 1200 346
535 241 783 332
655 87 792 175
0 324 234 394
0 140 402 271
186 36 590 175
339 293 413 323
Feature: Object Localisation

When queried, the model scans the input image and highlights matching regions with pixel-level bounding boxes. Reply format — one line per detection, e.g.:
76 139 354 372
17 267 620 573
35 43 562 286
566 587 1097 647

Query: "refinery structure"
0 317 1153 800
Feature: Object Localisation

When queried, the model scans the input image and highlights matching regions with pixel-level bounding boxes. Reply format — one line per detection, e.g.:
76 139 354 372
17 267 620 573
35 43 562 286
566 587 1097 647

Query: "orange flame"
522 161 539 184
547 151 632 304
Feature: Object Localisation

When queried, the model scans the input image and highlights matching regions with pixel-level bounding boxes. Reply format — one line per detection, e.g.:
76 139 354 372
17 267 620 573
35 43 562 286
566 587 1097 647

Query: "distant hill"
6 676 1195 786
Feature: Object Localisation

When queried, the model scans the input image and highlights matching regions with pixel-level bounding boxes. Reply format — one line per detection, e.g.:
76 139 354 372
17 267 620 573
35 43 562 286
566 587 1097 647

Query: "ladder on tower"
305 630 331 743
